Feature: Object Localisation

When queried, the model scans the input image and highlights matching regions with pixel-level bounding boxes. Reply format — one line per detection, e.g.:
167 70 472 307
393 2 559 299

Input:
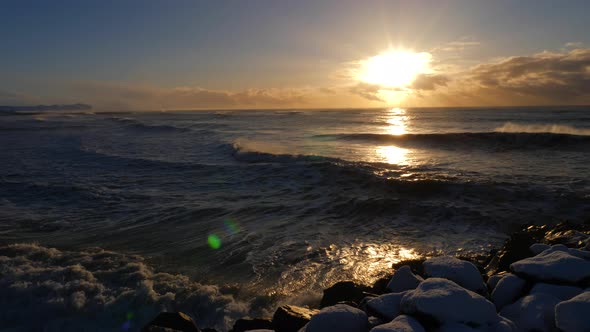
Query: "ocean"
1 106 589 330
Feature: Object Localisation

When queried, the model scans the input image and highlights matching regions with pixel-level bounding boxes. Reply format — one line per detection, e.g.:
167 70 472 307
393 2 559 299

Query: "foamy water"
1 106 590 330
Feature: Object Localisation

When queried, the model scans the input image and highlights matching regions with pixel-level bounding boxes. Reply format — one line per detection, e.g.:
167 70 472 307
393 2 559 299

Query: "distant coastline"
0 103 92 112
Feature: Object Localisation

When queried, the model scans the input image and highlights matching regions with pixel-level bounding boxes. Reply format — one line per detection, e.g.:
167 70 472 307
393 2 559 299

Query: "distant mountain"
0 103 92 112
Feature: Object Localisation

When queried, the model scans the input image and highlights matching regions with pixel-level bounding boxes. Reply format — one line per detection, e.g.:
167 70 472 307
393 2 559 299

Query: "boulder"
529 283 583 301
369 315 425 332
142 312 200 332
423 256 485 293
306 304 368 332
400 278 498 327
232 318 273 332
272 305 318 332
486 272 507 291
555 291 590 332
320 281 371 308
529 243 550 255
499 294 559 332
485 226 542 275
491 274 527 310
386 266 423 293
510 248 590 284
366 292 406 321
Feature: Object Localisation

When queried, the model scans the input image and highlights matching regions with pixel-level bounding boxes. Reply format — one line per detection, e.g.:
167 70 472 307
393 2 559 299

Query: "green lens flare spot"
126 312 134 320
208 234 221 249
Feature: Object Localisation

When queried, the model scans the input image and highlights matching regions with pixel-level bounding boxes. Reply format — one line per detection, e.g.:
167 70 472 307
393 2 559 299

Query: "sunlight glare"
358 50 432 88
376 145 408 165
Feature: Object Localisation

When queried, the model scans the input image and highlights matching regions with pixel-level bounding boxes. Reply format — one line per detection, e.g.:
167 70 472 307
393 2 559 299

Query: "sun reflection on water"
376 145 408 165
330 243 420 285
384 107 408 136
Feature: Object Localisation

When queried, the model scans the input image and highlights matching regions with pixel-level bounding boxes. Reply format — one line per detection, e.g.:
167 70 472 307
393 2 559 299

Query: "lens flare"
223 219 239 235
208 234 221 249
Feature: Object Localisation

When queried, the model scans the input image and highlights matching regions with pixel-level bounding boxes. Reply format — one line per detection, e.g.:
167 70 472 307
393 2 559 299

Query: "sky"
1 0 589 110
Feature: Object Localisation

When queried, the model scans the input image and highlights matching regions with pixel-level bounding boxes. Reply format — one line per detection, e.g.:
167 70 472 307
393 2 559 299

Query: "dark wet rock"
232 318 273 332
485 225 546 275
545 229 589 247
392 259 425 277
272 305 318 332
141 312 200 332
320 281 371 308
371 276 391 294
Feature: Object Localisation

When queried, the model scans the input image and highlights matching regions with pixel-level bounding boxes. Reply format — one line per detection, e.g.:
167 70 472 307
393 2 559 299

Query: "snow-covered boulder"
366 292 406 321
400 278 498 327
423 256 485 292
529 243 550 255
370 315 425 332
437 318 517 332
436 323 478 331
306 304 368 332
529 283 583 301
486 272 506 291
491 274 526 310
510 248 590 284
387 266 423 293
499 294 559 332
555 291 590 332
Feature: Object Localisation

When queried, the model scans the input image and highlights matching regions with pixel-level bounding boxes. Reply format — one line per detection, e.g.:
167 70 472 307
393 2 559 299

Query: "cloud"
467 48 590 100
348 82 385 102
70 82 308 110
405 48 590 106
432 38 481 53
411 74 450 90
565 42 584 49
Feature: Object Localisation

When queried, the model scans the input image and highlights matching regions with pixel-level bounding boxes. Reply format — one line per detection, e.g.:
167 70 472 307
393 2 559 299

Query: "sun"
357 50 432 88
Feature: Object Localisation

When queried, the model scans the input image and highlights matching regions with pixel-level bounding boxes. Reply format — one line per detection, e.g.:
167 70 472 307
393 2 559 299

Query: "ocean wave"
109 117 190 133
0 243 249 331
230 141 332 163
313 131 590 150
495 122 590 135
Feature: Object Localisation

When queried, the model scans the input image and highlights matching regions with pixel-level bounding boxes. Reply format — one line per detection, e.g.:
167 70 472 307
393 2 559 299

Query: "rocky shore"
143 222 590 332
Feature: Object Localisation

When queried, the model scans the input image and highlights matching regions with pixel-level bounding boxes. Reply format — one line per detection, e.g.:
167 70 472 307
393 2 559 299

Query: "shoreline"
143 221 590 331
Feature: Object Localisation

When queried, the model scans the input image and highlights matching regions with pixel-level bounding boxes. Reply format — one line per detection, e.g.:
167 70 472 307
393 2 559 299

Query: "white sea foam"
0 243 248 331
496 122 590 136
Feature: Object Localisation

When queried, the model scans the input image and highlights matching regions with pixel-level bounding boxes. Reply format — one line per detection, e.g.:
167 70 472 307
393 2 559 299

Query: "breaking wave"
495 122 590 136
314 131 590 150
0 243 249 331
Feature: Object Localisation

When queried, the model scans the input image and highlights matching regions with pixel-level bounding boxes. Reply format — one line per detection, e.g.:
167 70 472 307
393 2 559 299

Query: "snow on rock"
305 304 368 332
437 318 517 332
529 283 583 301
436 323 479 332
400 278 498 327
486 273 506 292
529 243 550 255
510 248 590 284
499 294 559 332
491 274 527 310
423 256 485 293
387 266 423 293
370 315 425 332
555 291 590 332
366 292 406 321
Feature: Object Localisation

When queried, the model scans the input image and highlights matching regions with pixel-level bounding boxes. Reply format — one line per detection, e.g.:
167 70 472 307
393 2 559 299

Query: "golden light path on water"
375 107 411 165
